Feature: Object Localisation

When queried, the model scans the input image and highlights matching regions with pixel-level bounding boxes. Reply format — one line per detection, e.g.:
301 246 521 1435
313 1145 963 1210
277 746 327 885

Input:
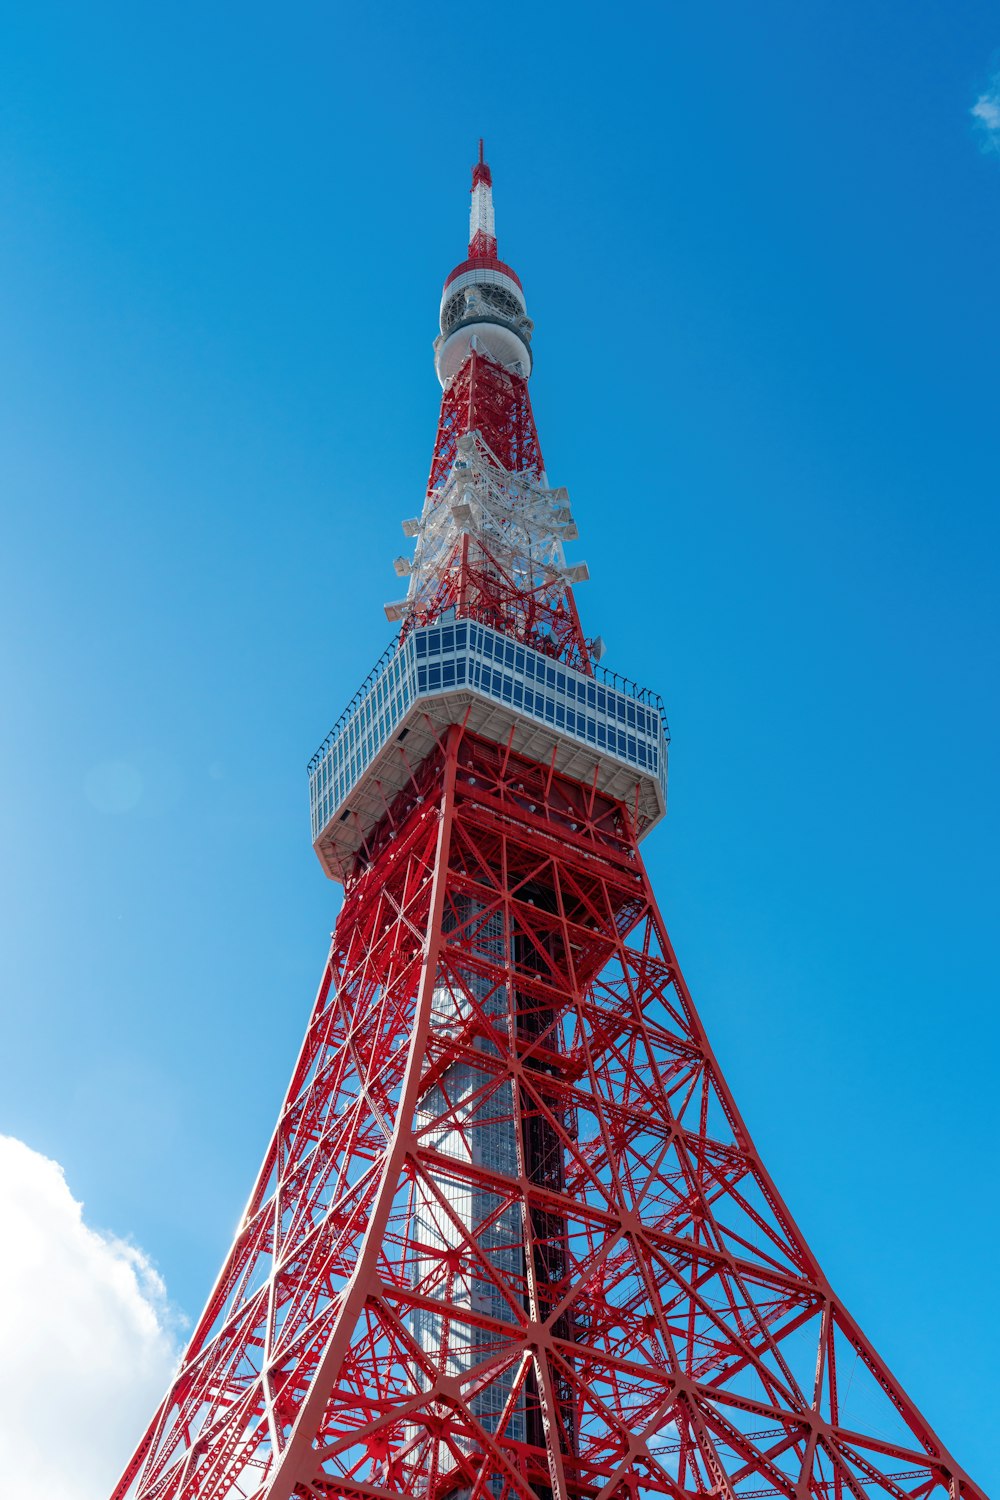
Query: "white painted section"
439 266 526 316
469 180 496 247
435 323 532 385
410 432 568 603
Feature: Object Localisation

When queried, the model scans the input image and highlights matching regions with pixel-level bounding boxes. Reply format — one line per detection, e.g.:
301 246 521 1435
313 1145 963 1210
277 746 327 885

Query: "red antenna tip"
471 139 493 193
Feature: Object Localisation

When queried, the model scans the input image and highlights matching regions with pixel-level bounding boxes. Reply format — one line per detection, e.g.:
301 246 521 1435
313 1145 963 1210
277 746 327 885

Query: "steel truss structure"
112 148 985 1500
426 352 542 499
402 431 589 670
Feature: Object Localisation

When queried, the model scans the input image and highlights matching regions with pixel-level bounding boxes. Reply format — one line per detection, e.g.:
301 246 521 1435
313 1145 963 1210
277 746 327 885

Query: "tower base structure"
115 725 983 1500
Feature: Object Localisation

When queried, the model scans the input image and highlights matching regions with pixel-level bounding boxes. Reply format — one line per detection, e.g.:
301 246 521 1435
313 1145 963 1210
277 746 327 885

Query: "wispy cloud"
972 72 1000 154
0 1136 184 1498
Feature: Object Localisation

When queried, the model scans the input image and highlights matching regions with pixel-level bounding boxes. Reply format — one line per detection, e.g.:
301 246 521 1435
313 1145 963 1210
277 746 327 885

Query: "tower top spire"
468 139 496 258
435 145 533 386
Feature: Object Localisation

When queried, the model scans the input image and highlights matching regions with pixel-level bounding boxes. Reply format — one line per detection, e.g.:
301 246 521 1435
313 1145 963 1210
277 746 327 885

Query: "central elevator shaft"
410 744 576 1500
414 896 525 1482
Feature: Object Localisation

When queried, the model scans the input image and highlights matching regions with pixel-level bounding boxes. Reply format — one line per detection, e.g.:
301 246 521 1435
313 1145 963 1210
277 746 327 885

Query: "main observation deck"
309 619 669 882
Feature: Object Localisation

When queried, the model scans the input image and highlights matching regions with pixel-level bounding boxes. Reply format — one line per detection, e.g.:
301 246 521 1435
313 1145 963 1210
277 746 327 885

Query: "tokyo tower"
112 145 985 1500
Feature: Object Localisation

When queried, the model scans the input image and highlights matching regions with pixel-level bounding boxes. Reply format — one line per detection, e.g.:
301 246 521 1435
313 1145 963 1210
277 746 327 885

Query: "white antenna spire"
468 139 497 258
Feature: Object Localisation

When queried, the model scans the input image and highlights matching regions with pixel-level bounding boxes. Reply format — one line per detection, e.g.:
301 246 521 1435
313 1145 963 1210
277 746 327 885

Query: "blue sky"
1 2 998 1493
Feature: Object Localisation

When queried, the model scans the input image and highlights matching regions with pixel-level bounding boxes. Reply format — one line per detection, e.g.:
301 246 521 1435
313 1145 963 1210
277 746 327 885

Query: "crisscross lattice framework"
427 350 543 498
404 427 590 670
113 724 984 1500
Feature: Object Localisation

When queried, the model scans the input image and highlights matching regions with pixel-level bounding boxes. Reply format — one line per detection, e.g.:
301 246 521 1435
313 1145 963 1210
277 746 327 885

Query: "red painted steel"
399 523 592 673
427 348 543 494
412 345 592 666
112 730 986 1500
472 138 492 189
443 256 524 292
111 154 986 1500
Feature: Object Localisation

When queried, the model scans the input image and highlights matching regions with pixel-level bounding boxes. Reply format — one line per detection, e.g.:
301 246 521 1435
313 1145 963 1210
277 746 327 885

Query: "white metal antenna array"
392 432 587 620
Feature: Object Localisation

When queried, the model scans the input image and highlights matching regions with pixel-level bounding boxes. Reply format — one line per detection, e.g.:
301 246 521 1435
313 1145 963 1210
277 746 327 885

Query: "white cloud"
0 1136 183 1499
972 74 1000 153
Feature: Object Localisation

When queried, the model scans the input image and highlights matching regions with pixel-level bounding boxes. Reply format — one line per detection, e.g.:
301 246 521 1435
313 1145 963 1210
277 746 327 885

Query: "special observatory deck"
308 618 669 881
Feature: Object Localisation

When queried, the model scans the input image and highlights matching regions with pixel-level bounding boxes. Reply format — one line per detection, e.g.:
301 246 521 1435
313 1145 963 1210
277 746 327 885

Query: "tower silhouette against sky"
112 146 984 1500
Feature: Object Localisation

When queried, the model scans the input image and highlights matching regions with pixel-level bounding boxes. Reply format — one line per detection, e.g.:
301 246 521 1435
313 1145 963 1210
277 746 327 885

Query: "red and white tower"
112 148 984 1500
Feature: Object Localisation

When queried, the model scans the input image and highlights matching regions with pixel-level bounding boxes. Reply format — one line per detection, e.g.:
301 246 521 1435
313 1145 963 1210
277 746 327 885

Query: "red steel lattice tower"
113 148 985 1500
